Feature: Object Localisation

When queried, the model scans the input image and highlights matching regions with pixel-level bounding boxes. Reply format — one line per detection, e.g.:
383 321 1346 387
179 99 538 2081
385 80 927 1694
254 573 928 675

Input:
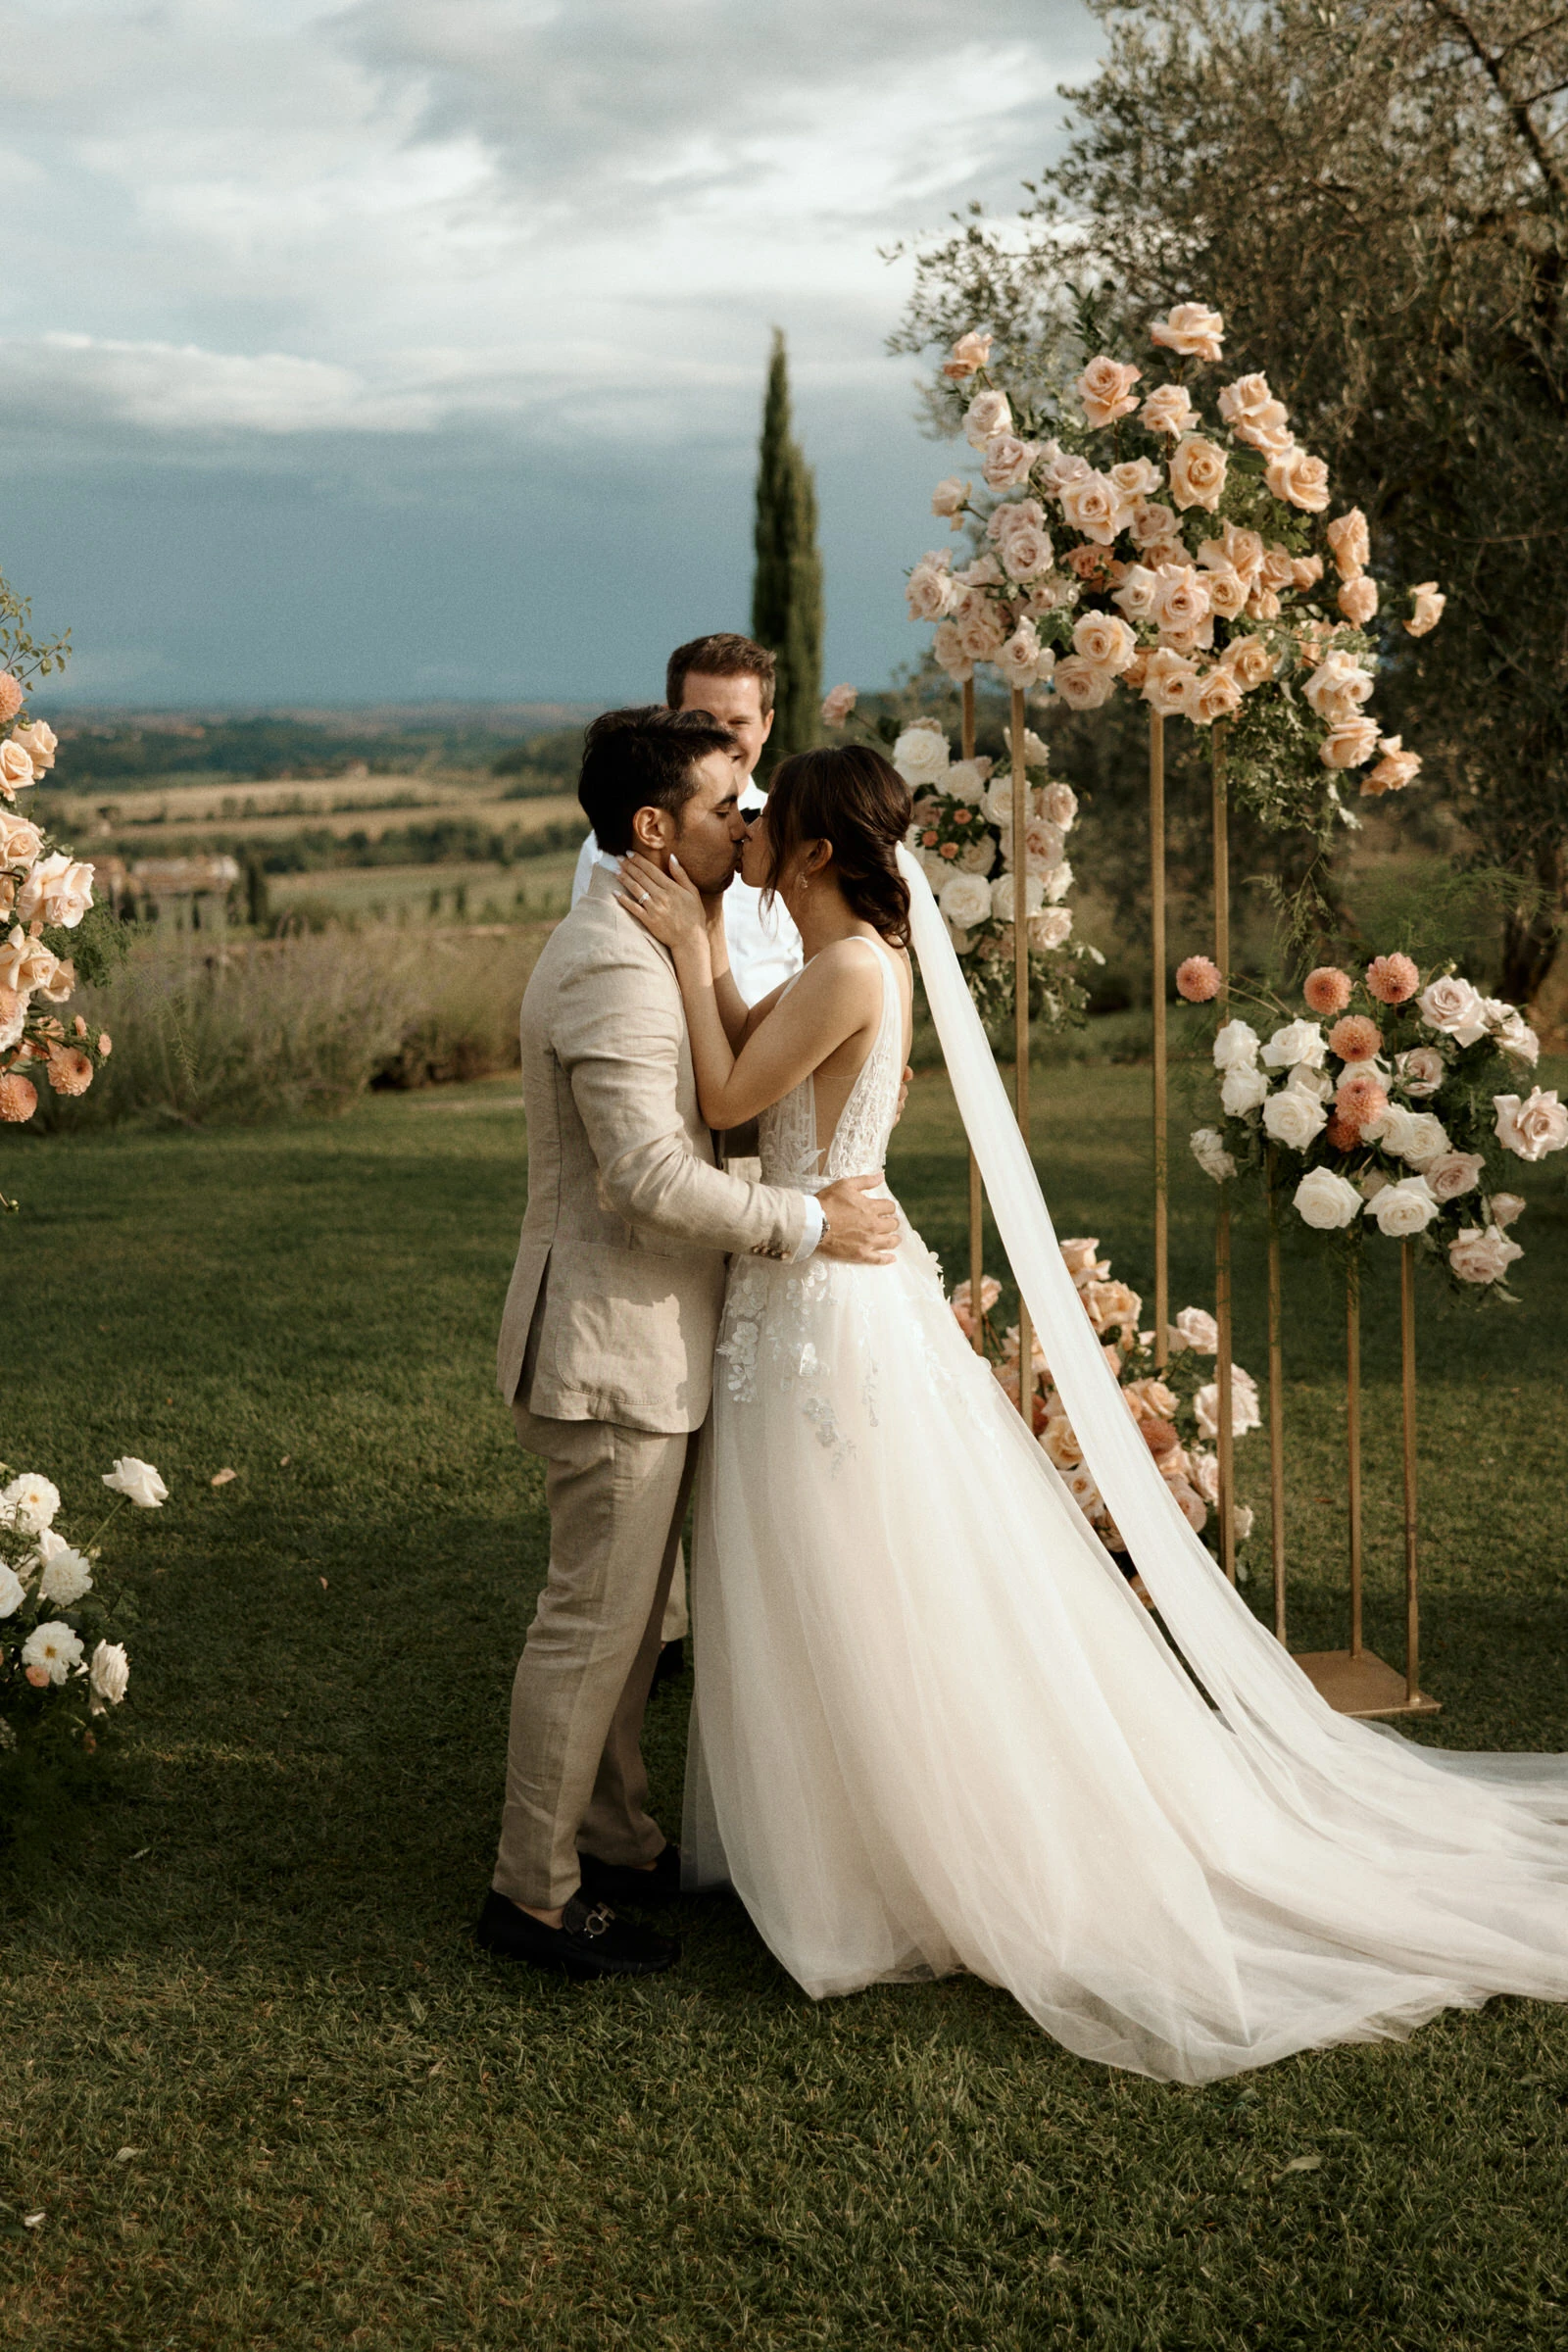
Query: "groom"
477 705 900 1980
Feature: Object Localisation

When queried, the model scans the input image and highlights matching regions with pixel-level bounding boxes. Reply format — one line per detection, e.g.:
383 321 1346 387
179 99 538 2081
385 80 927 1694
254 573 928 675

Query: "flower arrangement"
952 1245 1258 1566
0 1455 165 1757
0 584 119 1137
906 306 1444 835
1186 954 1562 1296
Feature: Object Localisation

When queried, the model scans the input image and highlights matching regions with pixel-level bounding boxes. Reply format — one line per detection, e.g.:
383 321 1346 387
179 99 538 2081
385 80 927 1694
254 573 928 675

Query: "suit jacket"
496 865 808 1432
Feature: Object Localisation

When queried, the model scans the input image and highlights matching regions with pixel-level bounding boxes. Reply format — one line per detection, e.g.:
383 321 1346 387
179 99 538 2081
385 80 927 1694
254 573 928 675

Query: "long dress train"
684 898 1568 2083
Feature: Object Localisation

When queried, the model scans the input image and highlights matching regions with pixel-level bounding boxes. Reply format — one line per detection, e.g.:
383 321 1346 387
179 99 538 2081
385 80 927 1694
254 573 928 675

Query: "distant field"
268 848 581 924
54 780 582 854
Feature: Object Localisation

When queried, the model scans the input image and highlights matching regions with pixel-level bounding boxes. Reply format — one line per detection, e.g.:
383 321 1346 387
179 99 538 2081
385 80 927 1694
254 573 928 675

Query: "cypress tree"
751 330 822 766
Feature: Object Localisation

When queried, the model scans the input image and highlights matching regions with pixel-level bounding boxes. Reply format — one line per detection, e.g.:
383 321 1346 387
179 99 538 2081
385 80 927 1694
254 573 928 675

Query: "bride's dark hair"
761 745 913 949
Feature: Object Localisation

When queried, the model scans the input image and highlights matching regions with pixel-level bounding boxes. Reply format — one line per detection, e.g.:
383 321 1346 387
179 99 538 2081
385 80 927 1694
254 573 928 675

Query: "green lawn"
5 1062 1568 2350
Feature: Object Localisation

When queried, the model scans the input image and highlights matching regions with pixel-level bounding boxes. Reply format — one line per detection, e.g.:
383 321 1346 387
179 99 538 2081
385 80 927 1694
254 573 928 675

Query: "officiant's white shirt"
570 779 804 1005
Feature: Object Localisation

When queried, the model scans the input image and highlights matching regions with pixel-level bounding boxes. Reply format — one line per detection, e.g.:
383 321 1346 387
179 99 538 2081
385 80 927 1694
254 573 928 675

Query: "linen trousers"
493 1396 699 1912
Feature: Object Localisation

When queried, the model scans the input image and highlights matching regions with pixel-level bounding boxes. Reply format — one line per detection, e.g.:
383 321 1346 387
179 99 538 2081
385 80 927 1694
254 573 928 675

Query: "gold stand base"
1293 1647 1441 1720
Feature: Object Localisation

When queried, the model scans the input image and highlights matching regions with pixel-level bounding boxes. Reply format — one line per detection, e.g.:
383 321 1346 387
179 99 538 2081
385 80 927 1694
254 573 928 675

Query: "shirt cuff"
792 1198 825 1262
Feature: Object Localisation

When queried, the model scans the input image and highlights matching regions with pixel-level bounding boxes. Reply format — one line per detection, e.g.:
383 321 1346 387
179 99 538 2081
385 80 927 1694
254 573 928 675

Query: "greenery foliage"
752 330 823 763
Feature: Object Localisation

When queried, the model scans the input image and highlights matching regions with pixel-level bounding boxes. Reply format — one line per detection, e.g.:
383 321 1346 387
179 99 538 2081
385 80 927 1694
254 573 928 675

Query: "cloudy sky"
0 0 1100 708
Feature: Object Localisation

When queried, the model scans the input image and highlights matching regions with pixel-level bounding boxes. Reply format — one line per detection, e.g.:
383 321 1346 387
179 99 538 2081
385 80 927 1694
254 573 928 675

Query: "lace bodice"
759 938 904 1194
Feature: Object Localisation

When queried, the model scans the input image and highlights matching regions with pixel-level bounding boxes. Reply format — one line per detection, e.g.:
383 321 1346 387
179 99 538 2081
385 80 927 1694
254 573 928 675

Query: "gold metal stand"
1294 1236 1440 1719
1010 684 1033 1422
1150 711 1168 1369
1211 726 1235 1584
1265 1148 1287 1643
961 677 986 1353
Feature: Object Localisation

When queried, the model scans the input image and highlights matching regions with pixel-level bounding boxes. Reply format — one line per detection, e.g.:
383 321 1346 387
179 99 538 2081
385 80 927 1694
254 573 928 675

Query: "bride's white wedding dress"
684 856 1568 2082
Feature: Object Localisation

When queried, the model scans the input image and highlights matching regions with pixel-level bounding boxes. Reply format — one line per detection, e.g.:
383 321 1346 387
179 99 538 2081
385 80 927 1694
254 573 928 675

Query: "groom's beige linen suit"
493 863 808 1911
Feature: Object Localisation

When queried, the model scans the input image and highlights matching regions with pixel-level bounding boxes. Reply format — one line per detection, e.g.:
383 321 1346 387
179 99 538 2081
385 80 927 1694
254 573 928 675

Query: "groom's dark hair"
578 705 739 856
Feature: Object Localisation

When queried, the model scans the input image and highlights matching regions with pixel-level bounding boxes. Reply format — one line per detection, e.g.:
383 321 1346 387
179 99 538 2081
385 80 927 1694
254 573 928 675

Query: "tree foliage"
892 0 1568 999
752 330 824 764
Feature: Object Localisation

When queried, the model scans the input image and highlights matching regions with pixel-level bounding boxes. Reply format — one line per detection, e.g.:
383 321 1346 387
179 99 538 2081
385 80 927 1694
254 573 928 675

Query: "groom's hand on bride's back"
816 1175 901 1264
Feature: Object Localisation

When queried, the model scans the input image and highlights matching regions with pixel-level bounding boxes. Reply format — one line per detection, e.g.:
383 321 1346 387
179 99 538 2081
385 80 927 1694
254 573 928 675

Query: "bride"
616 743 1568 2084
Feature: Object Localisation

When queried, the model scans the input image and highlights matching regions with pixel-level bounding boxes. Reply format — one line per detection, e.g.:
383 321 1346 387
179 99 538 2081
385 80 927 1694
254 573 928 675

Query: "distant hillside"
49 705 602 789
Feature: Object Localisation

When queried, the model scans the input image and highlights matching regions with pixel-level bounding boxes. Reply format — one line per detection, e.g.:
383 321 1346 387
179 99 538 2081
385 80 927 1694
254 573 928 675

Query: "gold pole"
962 677 985 1354
1010 684 1033 1423
1266 1147 1287 1643
1400 1239 1420 1704
1150 710 1169 1369
1212 725 1235 1585
1346 1237 1363 1658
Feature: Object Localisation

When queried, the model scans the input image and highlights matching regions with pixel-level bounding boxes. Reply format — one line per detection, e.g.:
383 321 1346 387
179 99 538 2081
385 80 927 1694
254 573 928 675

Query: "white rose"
1171 1306 1218 1353
1260 1019 1327 1071
1490 1192 1527 1228
891 727 951 789
1392 1111 1450 1168
989 872 1045 924
1190 1127 1237 1183
1287 1064 1335 1102
1195 1368 1261 1441
1396 1047 1446 1099
1423 1152 1484 1201
0 1473 61 1534
103 1457 169 1508
930 475 969 521
1212 1020 1260 1071
939 871 994 931
1029 907 1073 951
1220 1064 1269 1116
1370 1175 1440 1238
963 390 1012 448
1041 859 1073 905
1262 1085 1329 1151
21 1619 84 1686
1494 1088 1568 1162
0 1562 24 1618
16 852 95 931
982 434 1042 493
89 1639 130 1711
1041 781 1077 831
955 839 993 874
1484 1003 1541 1065
1417 975 1489 1048
905 563 957 623
37 1545 93 1607
1294 1166 1363 1230
1448 1225 1525 1287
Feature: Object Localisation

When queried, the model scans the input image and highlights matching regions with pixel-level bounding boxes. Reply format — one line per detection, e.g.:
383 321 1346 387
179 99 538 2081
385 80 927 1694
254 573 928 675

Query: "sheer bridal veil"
897 842 1568 1838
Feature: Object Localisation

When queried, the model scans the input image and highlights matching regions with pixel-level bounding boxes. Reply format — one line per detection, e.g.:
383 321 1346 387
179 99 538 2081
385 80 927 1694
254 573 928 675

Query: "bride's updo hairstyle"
762 745 913 950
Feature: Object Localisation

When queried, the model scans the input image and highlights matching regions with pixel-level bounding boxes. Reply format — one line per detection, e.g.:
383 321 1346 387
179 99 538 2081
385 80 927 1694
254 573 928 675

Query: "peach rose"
1216 372 1275 429
982 433 1042 493
999 522 1054 582
1361 734 1422 798
1058 468 1134 547
0 812 43 869
1491 1192 1526 1227
906 561 956 623
1190 665 1244 726
1264 446 1330 512
1202 564 1250 620
1059 543 1118 587
1218 636 1277 694
1259 542 1296 594
1168 434 1228 513
1128 500 1181 552
931 623 973 682
0 742 33 798
1320 715 1381 769
1152 563 1212 636
1110 564 1160 624
821 683 858 728
1052 655 1115 710
0 1072 36 1122
98 1031 113 1057
1120 646 1152 690
1338 575 1379 626
1449 1225 1524 1285
1292 554 1324 591
997 620 1051 690
12 722 56 776
1036 441 1091 497
989 496 1047 545
1366 952 1421 1005
1108 458 1161 499
1328 1013 1381 1063
1425 1152 1485 1201
1150 302 1225 363
1246 585 1282 622
1140 383 1196 438
1142 649 1200 717
1084 1277 1142 1334
0 675 21 726
1197 521 1265 584
1325 509 1370 579
930 475 969 523
17 853 95 930
1077 355 1142 428
1303 649 1374 724
1071 612 1137 673
1302 966 1352 1016
963 389 1011 448
943 330 994 380
1405 582 1446 637
1494 1088 1568 1162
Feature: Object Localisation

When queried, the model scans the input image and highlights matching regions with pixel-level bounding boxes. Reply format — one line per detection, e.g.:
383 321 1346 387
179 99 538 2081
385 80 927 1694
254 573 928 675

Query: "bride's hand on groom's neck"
616 852 711 969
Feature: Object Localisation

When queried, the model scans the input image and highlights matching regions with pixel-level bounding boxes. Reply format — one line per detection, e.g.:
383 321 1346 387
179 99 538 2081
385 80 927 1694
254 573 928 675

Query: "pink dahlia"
1328 1013 1382 1064
0 674 21 726
1324 1113 1360 1152
46 1046 93 1097
0 1072 37 1122
1302 965 1352 1017
1176 956 1221 1004
1366 953 1420 1005
1336 1071 1389 1131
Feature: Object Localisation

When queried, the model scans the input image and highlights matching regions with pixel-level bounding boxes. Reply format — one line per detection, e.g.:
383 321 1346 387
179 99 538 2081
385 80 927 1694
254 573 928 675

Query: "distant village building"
129 855 242 925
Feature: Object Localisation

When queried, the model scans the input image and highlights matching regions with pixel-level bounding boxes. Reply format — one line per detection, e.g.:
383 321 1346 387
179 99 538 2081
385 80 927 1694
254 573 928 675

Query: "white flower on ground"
1417 975 1489 1048
103 1458 169 1508
22 1620 84 1686
1449 1226 1525 1286
1220 1064 1269 1117
1190 1127 1237 1183
0 1562 24 1618
1294 1167 1364 1230
89 1640 130 1712
1262 1086 1329 1151
0 1474 61 1535
938 872 993 932
1494 1089 1568 1162
1260 1019 1327 1072
1171 1306 1218 1353
37 1546 92 1607
1370 1175 1441 1238
1212 1020 1260 1071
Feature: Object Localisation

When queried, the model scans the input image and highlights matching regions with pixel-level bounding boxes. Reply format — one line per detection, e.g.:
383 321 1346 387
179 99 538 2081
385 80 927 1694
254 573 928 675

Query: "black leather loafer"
577 1840 685 1908
474 1887 679 1980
